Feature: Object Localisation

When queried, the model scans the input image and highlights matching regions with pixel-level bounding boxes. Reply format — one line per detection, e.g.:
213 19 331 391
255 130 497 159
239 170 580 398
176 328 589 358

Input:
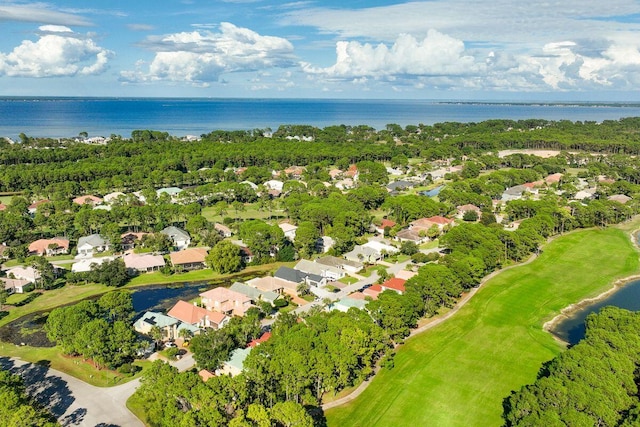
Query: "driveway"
0 356 143 427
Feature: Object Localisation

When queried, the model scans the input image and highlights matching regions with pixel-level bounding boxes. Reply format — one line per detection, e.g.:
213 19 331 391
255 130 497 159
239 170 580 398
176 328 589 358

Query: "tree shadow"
0 310 8 320
61 407 86 426
13 360 76 418
0 355 15 371
95 424 121 427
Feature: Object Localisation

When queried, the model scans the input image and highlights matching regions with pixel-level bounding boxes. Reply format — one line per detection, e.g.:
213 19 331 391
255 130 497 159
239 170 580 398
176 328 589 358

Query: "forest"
503 307 640 426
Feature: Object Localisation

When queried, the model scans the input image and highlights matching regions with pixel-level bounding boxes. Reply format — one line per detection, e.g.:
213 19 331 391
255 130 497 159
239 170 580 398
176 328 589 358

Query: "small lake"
550 279 640 345
422 185 444 197
131 282 210 317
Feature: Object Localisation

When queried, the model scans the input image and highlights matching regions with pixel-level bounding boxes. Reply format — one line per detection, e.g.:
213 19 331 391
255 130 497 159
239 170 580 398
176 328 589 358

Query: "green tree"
270 401 314 427
293 221 319 258
98 290 134 322
206 240 243 274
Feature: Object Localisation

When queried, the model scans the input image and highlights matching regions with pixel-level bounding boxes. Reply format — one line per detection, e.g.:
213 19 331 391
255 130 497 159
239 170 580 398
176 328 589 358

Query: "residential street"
0 356 143 427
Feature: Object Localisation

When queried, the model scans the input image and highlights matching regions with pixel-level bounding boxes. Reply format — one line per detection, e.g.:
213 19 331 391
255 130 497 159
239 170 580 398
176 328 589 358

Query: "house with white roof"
161 226 191 250
123 253 165 274
71 256 116 273
294 259 345 281
77 234 110 257
278 223 298 241
6 266 40 284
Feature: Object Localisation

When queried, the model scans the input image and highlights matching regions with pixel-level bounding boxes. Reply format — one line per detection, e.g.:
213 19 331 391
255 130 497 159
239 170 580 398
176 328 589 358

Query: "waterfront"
550 278 640 345
2 98 640 140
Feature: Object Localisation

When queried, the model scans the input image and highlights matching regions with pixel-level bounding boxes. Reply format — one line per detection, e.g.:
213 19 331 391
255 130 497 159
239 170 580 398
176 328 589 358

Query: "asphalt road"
0 356 143 427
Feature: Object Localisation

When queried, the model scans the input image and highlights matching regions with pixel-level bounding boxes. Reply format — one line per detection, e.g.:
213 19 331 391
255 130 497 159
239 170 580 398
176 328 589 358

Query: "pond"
131 282 210 316
421 185 444 197
0 269 266 346
550 278 640 345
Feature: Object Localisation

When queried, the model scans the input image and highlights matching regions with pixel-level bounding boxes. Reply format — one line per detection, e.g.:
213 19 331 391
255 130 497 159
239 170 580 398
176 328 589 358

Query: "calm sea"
2 98 640 140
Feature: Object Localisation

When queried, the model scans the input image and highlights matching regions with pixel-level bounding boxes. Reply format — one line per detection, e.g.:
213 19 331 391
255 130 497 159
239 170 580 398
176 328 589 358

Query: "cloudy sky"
1 0 640 99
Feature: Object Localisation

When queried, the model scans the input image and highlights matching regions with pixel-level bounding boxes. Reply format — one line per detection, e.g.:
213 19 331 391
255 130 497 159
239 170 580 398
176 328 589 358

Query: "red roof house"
379 278 407 294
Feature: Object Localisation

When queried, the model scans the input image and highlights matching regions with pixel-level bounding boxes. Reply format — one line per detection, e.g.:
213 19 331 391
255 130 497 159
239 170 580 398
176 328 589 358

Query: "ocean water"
1 97 640 140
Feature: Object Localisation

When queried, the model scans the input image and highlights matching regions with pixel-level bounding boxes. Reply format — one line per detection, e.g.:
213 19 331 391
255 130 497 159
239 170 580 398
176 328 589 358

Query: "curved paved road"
0 356 143 427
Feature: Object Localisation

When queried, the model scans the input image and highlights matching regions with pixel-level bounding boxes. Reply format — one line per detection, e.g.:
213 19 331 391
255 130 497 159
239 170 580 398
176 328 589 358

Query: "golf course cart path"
0 356 143 427
321 252 539 411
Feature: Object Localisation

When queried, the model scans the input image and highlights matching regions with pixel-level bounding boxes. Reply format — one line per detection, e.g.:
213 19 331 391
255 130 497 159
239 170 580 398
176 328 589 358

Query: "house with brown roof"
395 229 427 244
200 287 252 317
544 173 563 185
344 164 359 180
247 332 271 348
363 284 382 299
0 203 7 211
123 253 166 274
410 216 453 232
214 223 232 238
28 238 70 256
380 278 406 294
608 194 632 204
167 300 228 330
284 166 306 179
121 232 148 251
375 219 396 235
73 195 103 206
27 199 50 215
170 247 208 271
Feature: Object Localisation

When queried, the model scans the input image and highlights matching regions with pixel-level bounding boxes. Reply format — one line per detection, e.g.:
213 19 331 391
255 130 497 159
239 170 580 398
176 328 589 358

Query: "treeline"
503 307 640 426
133 361 314 427
3 117 640 195
0 369 58 426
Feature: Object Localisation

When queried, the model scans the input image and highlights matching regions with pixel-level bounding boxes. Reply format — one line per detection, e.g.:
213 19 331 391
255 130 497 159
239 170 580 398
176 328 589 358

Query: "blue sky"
1 0 640 99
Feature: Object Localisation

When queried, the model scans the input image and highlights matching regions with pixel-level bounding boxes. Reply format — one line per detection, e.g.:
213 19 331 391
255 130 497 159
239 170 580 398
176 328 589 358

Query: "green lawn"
0 343 150 387
325 226 640 426
126 262 290 286
0 283 111 328
201 202 286 223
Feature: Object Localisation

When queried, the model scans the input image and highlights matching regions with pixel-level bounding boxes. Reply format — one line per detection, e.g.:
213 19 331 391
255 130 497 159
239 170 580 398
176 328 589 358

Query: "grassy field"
325 225 640 426
0 343 150 387
0 283 111 328
201 203 286 223
126 262 292 286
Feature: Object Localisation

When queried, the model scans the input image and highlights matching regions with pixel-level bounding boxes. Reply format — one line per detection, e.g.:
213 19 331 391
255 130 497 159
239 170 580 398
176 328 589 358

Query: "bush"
165 347 180 360
274 298 288 308
411 252 429 263
118 363 135 374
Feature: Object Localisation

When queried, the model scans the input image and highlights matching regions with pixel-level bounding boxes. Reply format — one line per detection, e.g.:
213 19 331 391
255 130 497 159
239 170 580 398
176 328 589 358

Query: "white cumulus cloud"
121 22 296 85
0 26 113 78
303 30 478 79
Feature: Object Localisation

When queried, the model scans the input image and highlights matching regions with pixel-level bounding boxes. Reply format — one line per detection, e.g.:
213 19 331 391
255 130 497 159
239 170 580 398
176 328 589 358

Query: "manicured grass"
0 283 111 328
325 226 640 426
201 203 286 223
0 343 150 387
126 262 290 286
5 292 32 306
127 392 152 426
338 276 359 285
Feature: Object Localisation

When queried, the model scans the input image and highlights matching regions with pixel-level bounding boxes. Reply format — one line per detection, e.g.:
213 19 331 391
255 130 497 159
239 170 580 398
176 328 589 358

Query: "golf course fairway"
325 226 640 426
